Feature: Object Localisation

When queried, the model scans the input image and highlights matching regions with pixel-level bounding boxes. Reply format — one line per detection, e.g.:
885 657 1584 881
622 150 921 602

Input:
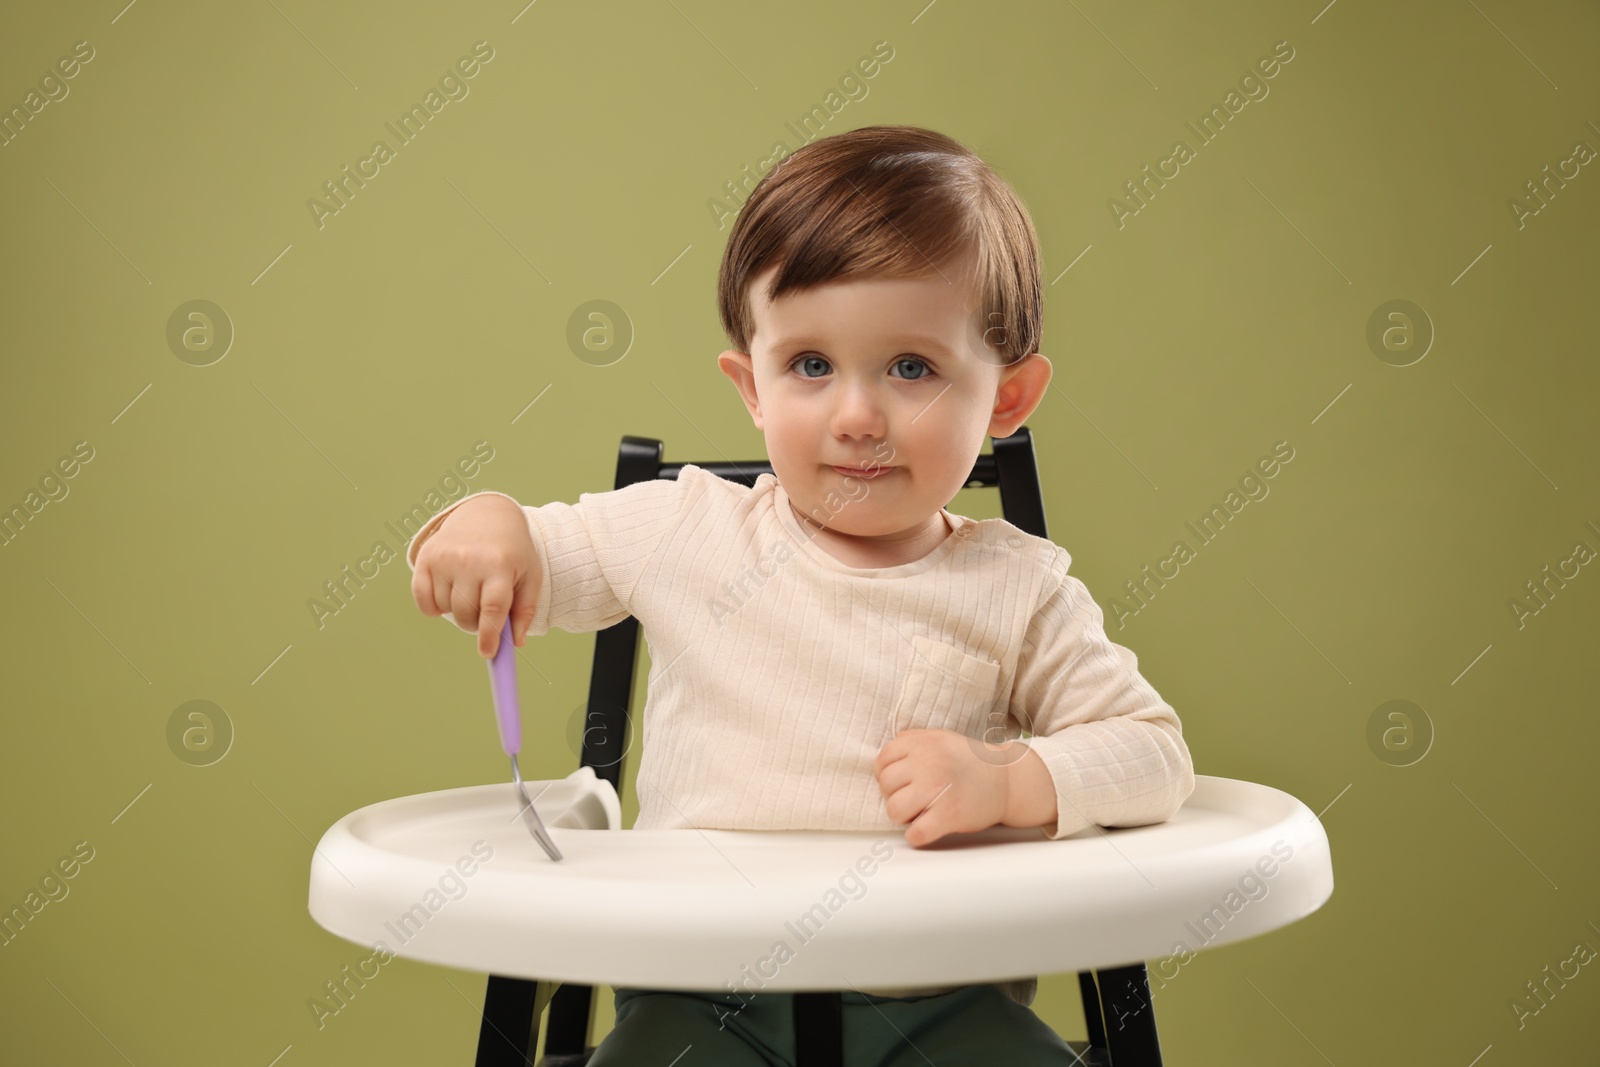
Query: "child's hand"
410 495 541 659
873 729 1013 847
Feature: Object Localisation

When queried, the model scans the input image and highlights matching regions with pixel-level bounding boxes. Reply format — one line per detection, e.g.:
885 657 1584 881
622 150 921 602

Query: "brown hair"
717 124 1043 367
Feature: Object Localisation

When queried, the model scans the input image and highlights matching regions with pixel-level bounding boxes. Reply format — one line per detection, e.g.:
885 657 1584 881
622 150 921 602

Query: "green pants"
587 983 1084 1066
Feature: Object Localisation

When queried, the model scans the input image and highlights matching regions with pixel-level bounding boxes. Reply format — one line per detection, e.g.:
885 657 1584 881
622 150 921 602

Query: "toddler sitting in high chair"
407 123 1195 1066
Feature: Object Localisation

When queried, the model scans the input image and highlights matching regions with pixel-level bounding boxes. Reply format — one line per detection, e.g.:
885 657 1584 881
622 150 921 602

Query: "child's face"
718 257 1050 545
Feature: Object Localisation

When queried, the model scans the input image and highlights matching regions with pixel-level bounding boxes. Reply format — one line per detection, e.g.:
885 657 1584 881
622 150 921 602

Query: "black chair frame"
471 428 1165 1067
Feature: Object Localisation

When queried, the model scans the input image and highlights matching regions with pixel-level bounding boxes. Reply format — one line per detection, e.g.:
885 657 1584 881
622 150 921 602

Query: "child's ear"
988 353 1052 439
717 349 764 430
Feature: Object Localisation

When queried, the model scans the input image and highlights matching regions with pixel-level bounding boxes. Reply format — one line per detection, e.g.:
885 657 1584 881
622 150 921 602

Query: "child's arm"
1003 551 1196 839
875 546 1194 848
407 478 691 657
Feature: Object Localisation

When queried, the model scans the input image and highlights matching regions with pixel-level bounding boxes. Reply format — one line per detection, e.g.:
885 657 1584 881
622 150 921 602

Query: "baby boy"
406 123 1194 1060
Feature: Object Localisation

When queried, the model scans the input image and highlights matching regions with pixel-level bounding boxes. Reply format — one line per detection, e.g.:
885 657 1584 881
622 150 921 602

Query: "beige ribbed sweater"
406 464 1196 1008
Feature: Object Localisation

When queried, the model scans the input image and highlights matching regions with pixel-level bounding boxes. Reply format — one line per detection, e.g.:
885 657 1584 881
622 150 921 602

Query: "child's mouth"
831 464 894 480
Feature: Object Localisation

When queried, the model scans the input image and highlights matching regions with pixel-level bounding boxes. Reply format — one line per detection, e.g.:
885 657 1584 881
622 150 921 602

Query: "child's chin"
828 516 906 538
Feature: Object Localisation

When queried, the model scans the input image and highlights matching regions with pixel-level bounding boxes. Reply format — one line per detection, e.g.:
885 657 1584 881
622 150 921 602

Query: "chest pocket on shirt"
888 635 1003 739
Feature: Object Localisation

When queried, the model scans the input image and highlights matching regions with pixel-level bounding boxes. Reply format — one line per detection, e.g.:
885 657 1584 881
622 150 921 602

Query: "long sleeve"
1010 547 1196 840
403 481 689 637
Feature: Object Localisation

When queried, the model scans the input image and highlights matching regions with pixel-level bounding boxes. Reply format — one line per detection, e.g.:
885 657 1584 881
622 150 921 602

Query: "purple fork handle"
487 617 520 757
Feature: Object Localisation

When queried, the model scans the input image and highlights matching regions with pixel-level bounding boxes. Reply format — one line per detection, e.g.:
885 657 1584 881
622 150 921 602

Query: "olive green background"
3 0 1597 1064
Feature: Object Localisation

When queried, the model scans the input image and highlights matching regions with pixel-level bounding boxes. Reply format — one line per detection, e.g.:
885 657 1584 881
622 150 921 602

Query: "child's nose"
830 387 888 435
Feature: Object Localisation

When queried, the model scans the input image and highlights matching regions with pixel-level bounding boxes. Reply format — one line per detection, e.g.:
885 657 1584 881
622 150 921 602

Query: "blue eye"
787 355 935 380
793 355 830 378
893 357 932 380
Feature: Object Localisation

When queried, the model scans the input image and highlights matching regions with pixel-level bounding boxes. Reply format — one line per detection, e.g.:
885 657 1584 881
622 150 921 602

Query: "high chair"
307 428 1335 1066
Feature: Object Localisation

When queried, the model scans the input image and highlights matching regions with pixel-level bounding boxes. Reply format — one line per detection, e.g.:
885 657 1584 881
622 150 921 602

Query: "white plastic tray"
308 769 1333 991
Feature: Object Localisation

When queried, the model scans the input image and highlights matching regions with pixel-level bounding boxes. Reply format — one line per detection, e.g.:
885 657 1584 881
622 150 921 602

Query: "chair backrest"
575 427 1049 795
